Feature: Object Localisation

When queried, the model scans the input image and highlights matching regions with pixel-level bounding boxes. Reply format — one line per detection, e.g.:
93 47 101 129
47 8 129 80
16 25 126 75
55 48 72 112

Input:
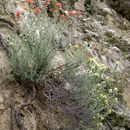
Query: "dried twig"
10 102 15 130
15 108 24 130
5 85 37 130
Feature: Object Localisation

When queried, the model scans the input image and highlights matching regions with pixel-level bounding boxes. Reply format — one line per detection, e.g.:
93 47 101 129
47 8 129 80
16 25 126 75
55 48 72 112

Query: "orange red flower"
69 11 74 16
56 2 62 8
34 8 41 14
27 0 33 4
77 10 81 15
61 14 66 18
16 11 22 17
44 0 50 3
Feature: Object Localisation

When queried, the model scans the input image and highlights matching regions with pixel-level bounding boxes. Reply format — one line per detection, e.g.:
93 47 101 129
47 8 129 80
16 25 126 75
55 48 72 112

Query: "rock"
97 7 113 16
0 0 14 15
113 127 125 130
102 47 109 54
84 30 99 40
114 103 130 117
0 93 3 103
106 0 130 20
0 104 4 110
83 18 103 37
51 52 65 69
74 1 86 11
21 0 26 2
124 83 130 110
110 46 120 53
112 103 130 128
0 93 4 110
105 29 122 38
106 29 115 34
103 8 113 15
82 18 87 22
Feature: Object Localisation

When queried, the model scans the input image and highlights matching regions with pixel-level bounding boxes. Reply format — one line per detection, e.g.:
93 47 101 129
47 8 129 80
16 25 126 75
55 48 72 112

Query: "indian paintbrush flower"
60 14 66 18
56 2 62 8
27 0 33 4
34 8 41 14
69 11 74 16
44 0 50 3
77 10 81 15
16 11 22 17
77 10 81 17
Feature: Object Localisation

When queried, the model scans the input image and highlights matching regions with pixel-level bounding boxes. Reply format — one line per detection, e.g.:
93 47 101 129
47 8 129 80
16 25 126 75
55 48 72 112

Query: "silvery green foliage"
8 13 64 82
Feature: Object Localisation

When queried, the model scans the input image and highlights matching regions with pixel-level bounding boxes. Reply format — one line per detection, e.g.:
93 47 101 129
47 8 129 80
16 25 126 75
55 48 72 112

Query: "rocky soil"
0 0 130 129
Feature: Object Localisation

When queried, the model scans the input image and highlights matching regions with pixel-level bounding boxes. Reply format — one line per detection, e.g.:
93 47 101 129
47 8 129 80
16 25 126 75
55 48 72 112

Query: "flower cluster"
34 8 41 14
68 41 88 49
44 0 50 3
56 2 62 8
27 0 33 4
16 11 22 18
16 1 81 20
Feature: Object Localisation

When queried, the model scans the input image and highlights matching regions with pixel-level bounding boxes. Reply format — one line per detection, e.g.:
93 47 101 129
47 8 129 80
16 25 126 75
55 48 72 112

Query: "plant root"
7 85 36 130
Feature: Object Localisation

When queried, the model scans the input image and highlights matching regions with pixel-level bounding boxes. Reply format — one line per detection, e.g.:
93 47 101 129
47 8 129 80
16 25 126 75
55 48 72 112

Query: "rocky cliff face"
106 0 130 21
0 0 130 129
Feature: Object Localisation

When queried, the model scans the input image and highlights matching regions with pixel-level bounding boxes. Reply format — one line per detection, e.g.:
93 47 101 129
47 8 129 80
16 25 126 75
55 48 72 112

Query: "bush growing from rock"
6 0 119 129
